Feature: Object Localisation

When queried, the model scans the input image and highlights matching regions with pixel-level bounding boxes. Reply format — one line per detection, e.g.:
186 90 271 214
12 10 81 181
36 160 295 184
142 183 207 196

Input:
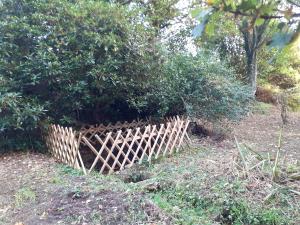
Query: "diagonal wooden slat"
170 120 184 154
109 129 132 174
148 124 164 162
176 119 191 151
120 128 140 170
139 125 157 164
163 120 178 156
155 122 171 159
88 132 113 174
129 126 150 167
99 131 121 174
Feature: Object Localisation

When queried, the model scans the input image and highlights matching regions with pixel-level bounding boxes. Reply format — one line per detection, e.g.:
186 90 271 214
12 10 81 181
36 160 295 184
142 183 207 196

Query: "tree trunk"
240 20 269 96
246 52 257 96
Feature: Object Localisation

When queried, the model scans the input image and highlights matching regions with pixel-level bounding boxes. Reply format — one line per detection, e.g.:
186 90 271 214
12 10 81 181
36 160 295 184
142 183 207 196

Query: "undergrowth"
149 180 288 225
14 187 36 208
52 142 299 225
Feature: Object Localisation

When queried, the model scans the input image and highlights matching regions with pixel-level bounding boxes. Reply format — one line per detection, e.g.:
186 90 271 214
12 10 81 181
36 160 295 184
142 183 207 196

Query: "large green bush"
0 0 160 150
157 52 252 121
0 0 252 151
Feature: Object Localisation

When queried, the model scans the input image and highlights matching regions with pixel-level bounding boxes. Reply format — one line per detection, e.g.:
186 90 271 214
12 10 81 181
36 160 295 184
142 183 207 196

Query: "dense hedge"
0 0 252 151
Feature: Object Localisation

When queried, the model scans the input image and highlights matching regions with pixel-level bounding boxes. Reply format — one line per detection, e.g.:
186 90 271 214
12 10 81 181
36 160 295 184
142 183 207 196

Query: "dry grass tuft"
233 131 300 205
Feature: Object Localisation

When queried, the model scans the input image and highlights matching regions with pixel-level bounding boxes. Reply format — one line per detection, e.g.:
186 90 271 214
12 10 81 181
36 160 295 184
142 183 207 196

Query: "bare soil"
197 107 300 160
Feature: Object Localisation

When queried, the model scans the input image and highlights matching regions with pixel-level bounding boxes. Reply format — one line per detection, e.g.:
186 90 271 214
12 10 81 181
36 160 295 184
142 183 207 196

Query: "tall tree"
194 0 300 94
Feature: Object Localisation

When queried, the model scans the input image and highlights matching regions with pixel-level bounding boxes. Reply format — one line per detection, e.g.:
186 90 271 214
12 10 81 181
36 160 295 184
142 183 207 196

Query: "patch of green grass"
145 152 290 225
49 175 65 185
65 214 85 224
151 192 212 224
288 92 300 112
57 164 84 176
286 163 300 173
14 187 36 208
218 199 287 225
252 101 273 114
150 185 288 225
90 211 102 224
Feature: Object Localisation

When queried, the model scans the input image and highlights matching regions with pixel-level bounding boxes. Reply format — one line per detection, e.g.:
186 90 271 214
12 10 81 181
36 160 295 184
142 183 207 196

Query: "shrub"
0 1 252 151
156 52 253 121
0 0 160 150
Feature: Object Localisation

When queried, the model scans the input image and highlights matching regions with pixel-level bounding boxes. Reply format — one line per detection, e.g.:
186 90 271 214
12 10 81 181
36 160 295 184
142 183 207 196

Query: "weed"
64 214 84 224
90 211 102 224
14 187 36 207
217 199 287 225
150 186 216 225
286 164 299 174
57 165 83 176
49 175 65 185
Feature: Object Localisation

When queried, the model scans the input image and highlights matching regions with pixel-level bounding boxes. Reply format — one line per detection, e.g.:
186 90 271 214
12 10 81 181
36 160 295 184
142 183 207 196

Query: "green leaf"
191 8 202 18
239 0 258 11
205 22 215 37
255 18 265 26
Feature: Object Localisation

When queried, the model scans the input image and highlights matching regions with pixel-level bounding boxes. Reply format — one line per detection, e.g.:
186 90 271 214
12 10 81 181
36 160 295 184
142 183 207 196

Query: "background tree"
194 0 300 94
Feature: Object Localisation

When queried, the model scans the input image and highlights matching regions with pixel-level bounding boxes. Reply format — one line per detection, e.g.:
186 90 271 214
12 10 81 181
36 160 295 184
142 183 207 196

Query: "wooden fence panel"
46 125 79 168
46 117 190 175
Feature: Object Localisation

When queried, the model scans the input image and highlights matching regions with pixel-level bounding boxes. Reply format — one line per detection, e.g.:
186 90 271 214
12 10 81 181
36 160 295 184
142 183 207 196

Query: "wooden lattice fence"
46 116 190 175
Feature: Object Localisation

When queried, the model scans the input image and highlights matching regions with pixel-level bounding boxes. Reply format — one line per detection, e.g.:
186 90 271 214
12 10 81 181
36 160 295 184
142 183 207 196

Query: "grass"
252 101 273 114
57 164 84 176
148 177 288 225
90 211 102 225
48 144 298 224
14 187 36 208
143 145 297 224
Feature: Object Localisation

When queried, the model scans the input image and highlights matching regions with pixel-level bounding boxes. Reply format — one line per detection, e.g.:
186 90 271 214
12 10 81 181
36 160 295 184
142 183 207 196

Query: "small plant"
90 211 102 224
217 199 286 225
14 187 36 208
49 175 65 185
58 165 83 176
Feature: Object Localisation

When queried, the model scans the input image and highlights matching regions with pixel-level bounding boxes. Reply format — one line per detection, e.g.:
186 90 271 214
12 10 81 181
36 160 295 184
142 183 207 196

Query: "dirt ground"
0 107 299 225
234 107 300 160
197 106 300 160
0 153 170 225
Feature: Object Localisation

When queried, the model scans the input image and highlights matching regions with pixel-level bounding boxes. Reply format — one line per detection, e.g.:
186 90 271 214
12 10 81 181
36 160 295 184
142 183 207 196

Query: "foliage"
259 45 300 88
0 0 252 151
200 0 300 45
157 52 253 121
257 41 300 111
196 13 247 79
0 0 160 150
193 0 300 94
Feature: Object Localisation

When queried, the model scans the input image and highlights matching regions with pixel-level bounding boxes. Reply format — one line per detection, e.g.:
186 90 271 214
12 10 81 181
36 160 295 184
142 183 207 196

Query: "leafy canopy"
193 0 300 47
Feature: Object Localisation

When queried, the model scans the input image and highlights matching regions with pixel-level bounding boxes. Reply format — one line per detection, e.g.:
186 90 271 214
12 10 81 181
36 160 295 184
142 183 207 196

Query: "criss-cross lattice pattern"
46 116 190 175
46 125 80 169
